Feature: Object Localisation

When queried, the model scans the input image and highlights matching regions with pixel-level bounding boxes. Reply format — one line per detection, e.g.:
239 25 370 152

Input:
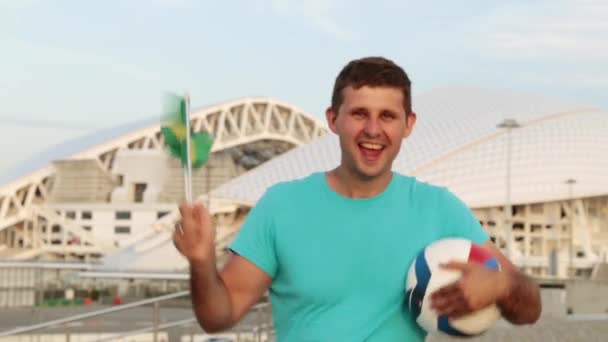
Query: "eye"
351 109 367 118
381 112 396 120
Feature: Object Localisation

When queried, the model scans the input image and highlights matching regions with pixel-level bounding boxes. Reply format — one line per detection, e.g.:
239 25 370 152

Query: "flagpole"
184 93 193 203
206 163 211 209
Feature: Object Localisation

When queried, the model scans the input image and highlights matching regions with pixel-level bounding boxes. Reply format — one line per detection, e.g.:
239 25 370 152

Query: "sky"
1 0 607 173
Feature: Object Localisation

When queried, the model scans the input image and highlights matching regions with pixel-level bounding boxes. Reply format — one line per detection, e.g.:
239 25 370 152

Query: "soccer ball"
405 238 501 336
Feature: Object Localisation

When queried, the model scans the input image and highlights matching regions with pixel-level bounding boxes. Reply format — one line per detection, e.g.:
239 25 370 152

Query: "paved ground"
1 306 607 341
0 305 196 333
428 316 608 342
0 305 269 341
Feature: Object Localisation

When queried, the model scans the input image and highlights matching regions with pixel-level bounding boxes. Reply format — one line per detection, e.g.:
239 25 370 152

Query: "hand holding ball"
406 238 503 336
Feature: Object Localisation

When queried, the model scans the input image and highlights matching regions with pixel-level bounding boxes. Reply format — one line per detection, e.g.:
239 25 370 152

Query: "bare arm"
431 241 541 325
189 253 271 332
174 203 272 332
485 242 542 325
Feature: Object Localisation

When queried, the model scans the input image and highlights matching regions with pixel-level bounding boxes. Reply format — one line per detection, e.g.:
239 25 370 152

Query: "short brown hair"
331 56 412 115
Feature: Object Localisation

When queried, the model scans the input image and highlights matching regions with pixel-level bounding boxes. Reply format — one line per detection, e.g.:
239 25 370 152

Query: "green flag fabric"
161 94 213 169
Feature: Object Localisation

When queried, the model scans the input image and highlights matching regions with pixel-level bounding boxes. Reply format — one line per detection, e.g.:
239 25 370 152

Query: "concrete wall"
566 279 608 314
536 278 608 316
50 203 175 248
111 149 167 204
540 288 567 317
0 267 36 307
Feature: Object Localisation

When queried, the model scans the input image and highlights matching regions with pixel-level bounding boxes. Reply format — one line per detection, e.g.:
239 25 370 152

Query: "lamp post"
497 119 521 261
565 178 576 277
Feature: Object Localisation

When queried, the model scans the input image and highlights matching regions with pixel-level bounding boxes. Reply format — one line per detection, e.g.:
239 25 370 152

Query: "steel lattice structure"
0 97 328 261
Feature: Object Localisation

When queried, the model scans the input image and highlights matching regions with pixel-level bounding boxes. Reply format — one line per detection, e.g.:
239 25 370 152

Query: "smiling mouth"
358 142 385 161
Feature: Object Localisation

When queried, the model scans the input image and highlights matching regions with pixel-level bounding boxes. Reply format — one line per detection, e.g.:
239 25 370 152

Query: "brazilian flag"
161 94 213 169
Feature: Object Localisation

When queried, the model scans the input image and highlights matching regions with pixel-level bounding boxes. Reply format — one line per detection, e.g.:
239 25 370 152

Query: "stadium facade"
1 88 607 280
0 97 326 268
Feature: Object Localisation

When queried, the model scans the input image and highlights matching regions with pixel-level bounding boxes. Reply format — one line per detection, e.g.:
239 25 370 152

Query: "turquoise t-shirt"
230 172 489 341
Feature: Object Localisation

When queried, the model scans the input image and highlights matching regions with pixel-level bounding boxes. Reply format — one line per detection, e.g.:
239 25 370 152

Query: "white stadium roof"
0 96 327 191
0 117 156 187
212 87 608 208
4 87 606 273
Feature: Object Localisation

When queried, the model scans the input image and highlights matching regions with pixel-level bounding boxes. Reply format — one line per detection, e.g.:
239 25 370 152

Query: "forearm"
498 270 542 325
190 259 234 332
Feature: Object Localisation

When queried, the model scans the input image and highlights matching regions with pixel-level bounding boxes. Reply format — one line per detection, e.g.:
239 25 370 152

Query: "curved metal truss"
0 97 327 260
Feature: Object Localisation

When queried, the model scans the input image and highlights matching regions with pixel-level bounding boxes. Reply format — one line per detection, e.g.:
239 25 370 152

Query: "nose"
363 117 381 137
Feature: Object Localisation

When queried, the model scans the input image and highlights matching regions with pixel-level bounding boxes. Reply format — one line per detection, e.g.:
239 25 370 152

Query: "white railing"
0 291 189 338
0 290 274 342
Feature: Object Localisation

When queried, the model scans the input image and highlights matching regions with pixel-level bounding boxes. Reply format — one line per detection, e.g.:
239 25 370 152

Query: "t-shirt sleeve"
441 188 489 245
229 188 278 278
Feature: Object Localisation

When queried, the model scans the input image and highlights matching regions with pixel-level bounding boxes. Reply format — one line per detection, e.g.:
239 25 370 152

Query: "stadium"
1 87 607 282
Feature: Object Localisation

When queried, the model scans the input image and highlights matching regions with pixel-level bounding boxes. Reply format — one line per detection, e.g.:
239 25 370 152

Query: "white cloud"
149 0 193 8
472 1 608 91
520 71 608 89
0 0 39 31
0 0 39 10
2 38 162 82
479 1 608 61
488 31 606 60
269 0 353 41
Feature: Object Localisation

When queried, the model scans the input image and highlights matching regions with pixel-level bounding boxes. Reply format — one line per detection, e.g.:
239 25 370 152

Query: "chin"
354 165 390 180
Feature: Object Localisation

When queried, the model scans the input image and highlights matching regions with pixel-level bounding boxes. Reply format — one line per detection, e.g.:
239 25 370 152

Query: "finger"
193 204 204 224
447 302 473 319
438 298 470 318
431 291 462 312
180 208 198 235
174 220 184 235
178 202 193 220
172 230 182 251
431 281 462 300
440 261 470 271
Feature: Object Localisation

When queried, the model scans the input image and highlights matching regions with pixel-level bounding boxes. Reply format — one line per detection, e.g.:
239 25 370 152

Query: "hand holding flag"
161 93 214 203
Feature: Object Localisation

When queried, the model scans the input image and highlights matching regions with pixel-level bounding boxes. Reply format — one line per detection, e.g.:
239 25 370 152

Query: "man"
173 57 541 341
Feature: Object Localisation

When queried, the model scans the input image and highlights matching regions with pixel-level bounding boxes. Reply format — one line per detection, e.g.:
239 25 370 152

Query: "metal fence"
0 267 37 307
0 289 274 342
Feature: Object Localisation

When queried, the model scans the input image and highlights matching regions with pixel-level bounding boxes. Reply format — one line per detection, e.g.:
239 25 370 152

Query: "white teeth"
360 143 383 150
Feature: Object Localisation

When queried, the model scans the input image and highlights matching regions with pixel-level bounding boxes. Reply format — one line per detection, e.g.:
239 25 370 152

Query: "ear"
403 112 417 139
326 107 339 134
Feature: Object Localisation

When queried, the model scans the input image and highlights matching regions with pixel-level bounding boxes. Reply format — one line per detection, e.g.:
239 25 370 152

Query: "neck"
326 166 393 199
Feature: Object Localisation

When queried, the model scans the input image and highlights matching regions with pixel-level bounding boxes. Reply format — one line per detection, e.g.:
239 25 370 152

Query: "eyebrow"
349 106 402 117
380 109 397 116
350 106 369 113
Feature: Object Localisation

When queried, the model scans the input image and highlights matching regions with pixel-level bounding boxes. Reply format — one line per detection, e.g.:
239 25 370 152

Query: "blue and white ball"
405 238 501 336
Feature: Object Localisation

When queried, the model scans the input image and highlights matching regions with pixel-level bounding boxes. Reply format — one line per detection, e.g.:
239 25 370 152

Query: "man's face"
326 85 416 180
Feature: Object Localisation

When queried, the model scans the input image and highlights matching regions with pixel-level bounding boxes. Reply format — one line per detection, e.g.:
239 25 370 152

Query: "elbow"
192 306 236 333
201 324 227 334
511 310 541 325
529 301 542 324
508 296 542 325
532 301 542 323
199 320 234 334
526 289 543 324
513 307 541 325
196 312 237 333
502 274 542 325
